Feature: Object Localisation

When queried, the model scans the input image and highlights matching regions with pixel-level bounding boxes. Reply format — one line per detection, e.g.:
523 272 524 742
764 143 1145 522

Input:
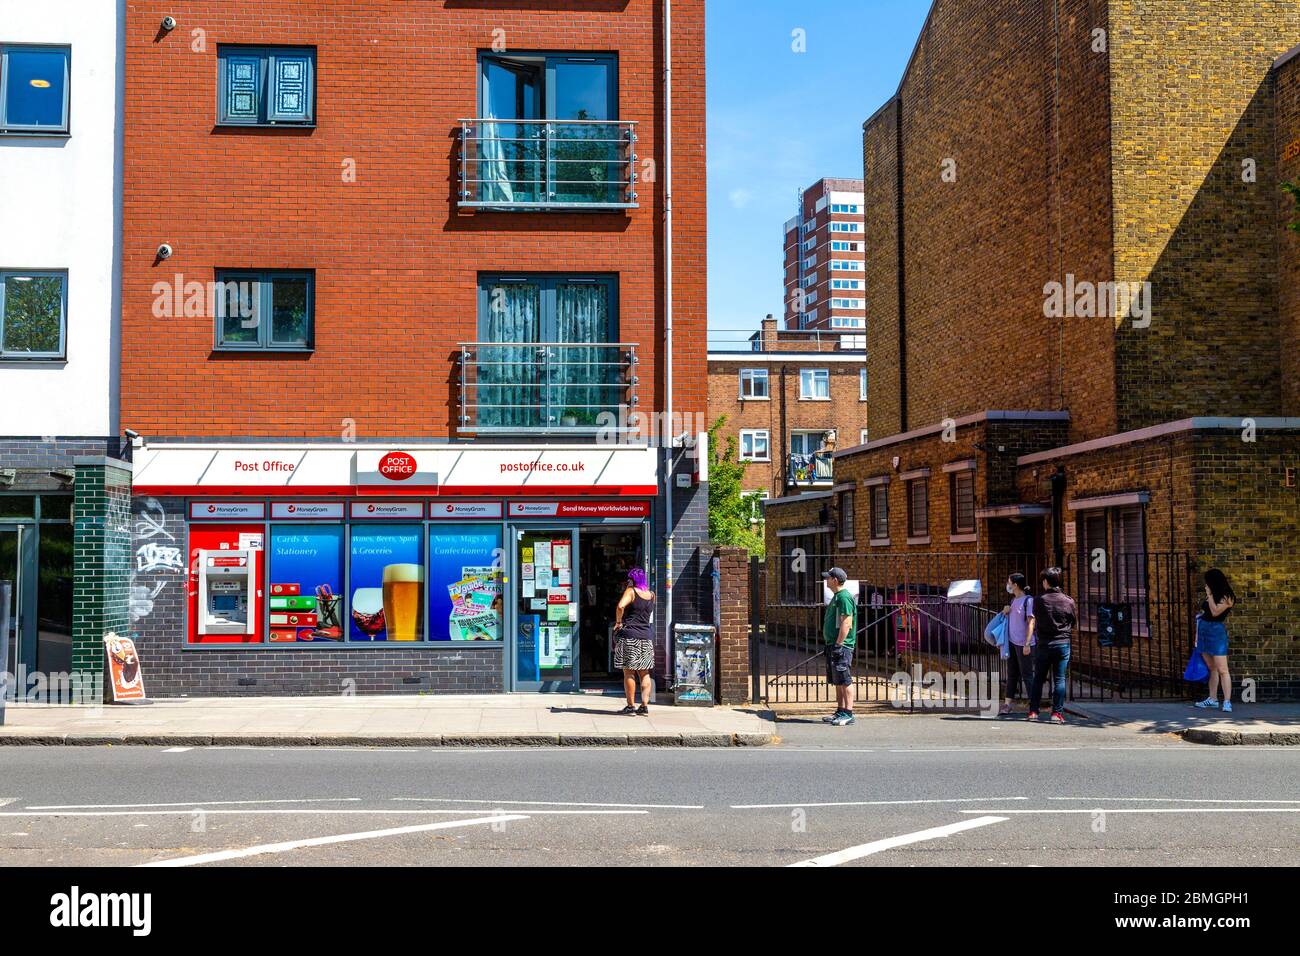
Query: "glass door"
512 527 579 691
0 525 23 685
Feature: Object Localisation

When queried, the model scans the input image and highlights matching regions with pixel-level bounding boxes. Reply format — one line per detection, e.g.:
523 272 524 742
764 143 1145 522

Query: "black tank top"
621 591 654 640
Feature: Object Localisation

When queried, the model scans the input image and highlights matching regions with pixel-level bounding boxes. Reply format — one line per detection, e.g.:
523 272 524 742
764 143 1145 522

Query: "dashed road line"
733 796 1028 809
393 797 703 810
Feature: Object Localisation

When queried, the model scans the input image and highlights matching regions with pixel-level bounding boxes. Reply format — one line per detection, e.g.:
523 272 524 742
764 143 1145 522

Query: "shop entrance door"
577 525 647 685
0 525 24 686
510 527 579 691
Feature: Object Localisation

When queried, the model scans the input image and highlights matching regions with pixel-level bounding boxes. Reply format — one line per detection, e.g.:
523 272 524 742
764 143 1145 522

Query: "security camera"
161 16 177 31
124 429 140 443
156 243 172 260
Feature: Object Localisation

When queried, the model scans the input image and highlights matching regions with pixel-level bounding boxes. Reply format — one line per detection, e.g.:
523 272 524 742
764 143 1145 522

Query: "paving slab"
1064 701 1300 745
0 694 774 747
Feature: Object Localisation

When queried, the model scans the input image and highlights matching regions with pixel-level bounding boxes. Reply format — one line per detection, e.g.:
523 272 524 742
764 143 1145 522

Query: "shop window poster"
429 525 503 641
268 525 345 642
349 525 424 641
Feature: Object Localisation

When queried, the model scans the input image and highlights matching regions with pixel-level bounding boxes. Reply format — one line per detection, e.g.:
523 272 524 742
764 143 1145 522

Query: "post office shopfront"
128 445 659 696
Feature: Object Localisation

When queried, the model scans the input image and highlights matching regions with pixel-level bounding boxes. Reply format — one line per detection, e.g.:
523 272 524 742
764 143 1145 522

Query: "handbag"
1183 648 1208 682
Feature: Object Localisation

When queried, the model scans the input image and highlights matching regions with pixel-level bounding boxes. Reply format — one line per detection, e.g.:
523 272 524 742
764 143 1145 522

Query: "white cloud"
728 188 754 209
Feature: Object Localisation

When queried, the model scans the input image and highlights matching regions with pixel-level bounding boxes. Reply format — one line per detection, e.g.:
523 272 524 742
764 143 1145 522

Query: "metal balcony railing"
458 342 639 435
457 118 640 210
788 451 834 486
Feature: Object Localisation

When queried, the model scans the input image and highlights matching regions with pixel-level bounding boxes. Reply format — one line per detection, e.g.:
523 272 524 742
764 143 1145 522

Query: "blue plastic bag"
983 612 1009 658
1183 649 1208 682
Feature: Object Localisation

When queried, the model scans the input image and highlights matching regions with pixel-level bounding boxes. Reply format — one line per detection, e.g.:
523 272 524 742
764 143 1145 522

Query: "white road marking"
889 747 1080 753
163 747 191 753
733 796 1028 809
393 797 704 810
1049 797 1300 804
0 799 16 808
0 808 644 818
789 815 1009 867
961 808 1300 814
27 797 363 810
137 813 529 867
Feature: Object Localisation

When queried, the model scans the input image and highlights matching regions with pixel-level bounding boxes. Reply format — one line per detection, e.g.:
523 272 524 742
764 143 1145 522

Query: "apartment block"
109 0 707 697
782 177 866 333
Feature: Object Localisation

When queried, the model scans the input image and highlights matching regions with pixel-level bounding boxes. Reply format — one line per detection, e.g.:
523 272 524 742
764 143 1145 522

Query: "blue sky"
705 0 931 349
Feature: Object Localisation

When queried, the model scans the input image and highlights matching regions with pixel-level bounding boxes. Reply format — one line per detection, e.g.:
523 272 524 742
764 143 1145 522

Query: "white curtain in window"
554 284 610 425
483 284 541 427
479 106 515 205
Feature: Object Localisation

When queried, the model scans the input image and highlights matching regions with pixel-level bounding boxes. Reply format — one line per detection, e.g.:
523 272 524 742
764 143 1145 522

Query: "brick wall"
71 459 133 699
712 545 750 704
119 0 706 440
1275 53 1300 414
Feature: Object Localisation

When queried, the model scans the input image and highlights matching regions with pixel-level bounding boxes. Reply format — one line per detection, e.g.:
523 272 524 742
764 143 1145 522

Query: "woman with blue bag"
999 573 1036 715
1192 568 1236 712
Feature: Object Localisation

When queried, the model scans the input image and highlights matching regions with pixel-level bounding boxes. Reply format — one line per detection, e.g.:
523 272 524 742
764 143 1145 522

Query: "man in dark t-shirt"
1028 566 1077 724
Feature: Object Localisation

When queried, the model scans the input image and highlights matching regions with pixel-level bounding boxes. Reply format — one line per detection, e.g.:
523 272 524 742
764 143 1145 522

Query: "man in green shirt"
821 567 857 726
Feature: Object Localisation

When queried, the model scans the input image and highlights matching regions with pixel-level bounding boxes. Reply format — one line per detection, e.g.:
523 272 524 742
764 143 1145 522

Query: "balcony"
788 451 834 487
457 342 640 436
457 119 640 211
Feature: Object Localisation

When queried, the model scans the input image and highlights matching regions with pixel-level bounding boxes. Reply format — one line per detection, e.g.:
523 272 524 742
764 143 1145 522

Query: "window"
348 525 425 641
831 316 864 329
268 525 345 642
803 255 817 270
907 477 929 538
0 45 70 134
831 278 863 291
831 221 863 233
739 368 769 399
1076 505 1148 634
215 271 314 351
831 240 862 253
950 470 975 534
218 46 316 125
830 260 863 271
860 429 870 446
870 483 889 540
742 490 769 524
740 430 770 461
830 203 860 214
0 270 67 359
799 368 830 399
831 298 864 309
859 368 868 400
837 489 855 543
780 531 831 604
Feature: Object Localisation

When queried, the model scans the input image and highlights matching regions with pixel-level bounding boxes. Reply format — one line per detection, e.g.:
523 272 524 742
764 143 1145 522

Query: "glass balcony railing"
788 451 834 486
458 342 640 435
457 119 640 210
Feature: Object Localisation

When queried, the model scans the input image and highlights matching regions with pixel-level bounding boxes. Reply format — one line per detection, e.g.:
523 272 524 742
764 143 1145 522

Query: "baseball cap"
821 567 848 584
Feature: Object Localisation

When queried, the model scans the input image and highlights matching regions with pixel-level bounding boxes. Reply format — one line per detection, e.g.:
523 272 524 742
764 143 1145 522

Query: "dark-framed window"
218 46 316 126
837 489 855 543
477 273 618 342
780 531 830 604
906 477 929 538
1076 504 1148 635
0 270 67 359
0 45 70 134
950 470 975 534
214 270 314 351
870 484 889 540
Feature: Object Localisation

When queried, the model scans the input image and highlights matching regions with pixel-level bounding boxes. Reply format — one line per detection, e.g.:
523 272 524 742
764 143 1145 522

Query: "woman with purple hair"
614 567 656 714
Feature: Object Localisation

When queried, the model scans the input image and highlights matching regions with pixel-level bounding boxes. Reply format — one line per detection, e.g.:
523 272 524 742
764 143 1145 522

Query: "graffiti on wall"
131 497 183 623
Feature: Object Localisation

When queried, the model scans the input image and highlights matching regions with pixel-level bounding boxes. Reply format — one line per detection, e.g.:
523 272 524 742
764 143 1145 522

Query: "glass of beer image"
382 563 424 641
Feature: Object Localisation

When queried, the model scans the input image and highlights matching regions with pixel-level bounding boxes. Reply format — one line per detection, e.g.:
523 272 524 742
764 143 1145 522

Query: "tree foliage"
707 416 765 556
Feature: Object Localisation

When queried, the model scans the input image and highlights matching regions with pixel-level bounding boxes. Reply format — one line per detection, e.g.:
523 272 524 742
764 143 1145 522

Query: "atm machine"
197 550 255 637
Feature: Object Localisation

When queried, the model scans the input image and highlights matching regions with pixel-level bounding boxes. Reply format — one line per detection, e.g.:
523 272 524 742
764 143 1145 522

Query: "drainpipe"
662 0 675 676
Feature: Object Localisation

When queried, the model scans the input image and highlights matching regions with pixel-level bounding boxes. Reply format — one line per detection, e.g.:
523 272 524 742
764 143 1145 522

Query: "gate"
750 552 1196 707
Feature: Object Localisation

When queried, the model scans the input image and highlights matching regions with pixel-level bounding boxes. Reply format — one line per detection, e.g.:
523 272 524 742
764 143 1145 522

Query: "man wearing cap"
821 567 857 726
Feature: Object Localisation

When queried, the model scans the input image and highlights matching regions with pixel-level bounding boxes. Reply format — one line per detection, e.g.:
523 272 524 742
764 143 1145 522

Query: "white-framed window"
802 237 815 252
742 490 769 524
739 367 769 399
739 430 770 461
831 221 863 233
831 240 862 253
805 290 818 304
799 368 830 399
830 316 864 329
830 260 864 271
830 203 860 214
830 298 864 309
831 279 862 291
860 429 870 445
859 367 868 400
801 273 817 289
803 255 817 270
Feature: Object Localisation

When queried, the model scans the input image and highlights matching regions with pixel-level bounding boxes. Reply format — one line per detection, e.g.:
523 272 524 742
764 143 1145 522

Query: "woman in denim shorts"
1194 568 1236 713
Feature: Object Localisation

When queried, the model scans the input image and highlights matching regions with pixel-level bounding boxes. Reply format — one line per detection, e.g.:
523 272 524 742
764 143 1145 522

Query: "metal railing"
787 451 834 486
457 341 639 435
457 118 639 210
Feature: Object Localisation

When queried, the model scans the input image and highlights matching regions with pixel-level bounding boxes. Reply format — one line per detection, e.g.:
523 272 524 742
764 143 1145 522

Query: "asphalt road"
2 713 1298 867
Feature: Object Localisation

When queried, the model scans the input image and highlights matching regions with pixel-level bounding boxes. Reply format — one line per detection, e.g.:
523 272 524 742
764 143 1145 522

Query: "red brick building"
118 0 708 696
782 178 865 333
765 0 1300 700
707 316 868 509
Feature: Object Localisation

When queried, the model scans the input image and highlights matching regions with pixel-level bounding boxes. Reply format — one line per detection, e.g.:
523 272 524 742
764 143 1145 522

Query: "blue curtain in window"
553 284 610 426
482 284 541 428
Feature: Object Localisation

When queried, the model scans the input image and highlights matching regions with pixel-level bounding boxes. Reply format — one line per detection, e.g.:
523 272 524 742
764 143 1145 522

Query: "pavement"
1063 701 1300 745
0 694 776 748
1 714 1297 867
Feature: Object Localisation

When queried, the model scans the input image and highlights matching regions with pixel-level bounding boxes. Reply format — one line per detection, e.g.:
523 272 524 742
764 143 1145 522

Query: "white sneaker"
1222 701 1233 713
1193 697 1219 709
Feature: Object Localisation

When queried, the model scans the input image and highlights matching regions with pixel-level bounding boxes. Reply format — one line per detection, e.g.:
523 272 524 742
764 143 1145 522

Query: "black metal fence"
751 551 1197 707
